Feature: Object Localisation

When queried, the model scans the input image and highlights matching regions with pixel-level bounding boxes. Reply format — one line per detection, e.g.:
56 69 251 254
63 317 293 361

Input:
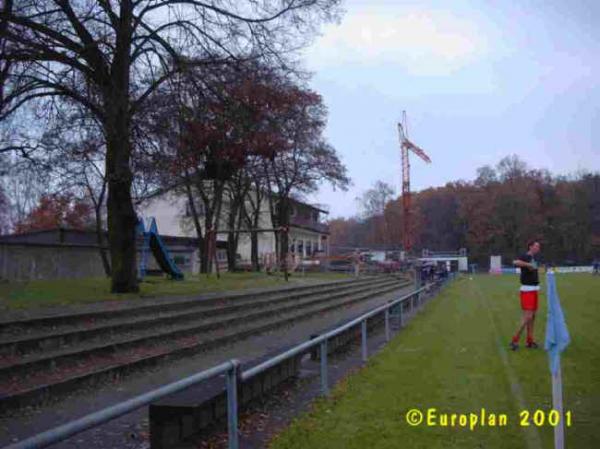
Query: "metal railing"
4 360 240 449
5 276 452 449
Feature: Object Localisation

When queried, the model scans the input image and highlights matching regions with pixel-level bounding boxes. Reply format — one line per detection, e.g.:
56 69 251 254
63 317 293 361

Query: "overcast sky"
301 0 599 218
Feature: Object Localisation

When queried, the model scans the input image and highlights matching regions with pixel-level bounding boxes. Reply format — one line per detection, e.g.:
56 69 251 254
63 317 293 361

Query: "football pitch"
270 274 600 449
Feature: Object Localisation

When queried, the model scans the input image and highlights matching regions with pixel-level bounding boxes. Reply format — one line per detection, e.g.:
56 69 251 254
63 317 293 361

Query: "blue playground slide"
137 217 184 280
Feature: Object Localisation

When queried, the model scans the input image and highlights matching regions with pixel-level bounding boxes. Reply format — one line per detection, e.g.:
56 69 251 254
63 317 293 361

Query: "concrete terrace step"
0 277 385 336
0 277 408 412
0 278 403 370
0 277 391 356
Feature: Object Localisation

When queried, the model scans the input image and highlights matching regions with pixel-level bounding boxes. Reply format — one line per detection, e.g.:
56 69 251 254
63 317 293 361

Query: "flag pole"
552 357 565 449
545 269 569 449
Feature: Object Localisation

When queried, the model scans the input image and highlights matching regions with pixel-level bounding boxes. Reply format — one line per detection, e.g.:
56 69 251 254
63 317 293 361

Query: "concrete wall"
0 243 107 281
0 242 200 281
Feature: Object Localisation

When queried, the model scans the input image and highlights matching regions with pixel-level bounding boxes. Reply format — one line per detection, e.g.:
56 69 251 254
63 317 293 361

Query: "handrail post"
226 360 240 449
384 308 390 342
399 301 404 327
320 340 328 396
361 320 368 362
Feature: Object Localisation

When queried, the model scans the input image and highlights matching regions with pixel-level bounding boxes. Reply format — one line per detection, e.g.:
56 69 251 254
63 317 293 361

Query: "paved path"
194 287 435 449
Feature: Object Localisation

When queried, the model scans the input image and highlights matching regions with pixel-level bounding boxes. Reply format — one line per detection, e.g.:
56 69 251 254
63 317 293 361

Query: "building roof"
288 197 329 214
141 182 330 215
0 228 200 248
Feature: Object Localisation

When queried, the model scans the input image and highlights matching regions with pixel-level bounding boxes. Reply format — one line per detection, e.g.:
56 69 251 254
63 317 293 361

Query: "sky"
301 0 600 218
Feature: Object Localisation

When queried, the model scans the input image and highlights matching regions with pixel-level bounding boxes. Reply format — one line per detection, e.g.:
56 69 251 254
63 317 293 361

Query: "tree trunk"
200 199 214 274
182 178 206 277
104 96 138 293
104 6 137 293
91 180 111 277
250 230 259 271
277 197 290 281
95 207 111 277
105 151 138 292
200 234 211 273
213 186 224 278
248 179 263 272
251 205 260 271
200 180 226 274
227 230 236 271
226 198 240 272
280 228 289 281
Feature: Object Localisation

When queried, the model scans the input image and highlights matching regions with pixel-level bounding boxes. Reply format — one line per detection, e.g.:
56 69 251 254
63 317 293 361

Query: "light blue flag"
544 272 570 374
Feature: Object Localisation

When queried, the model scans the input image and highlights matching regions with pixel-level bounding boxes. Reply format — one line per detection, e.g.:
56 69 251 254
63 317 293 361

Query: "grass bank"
271 274 600 449
0 271 352 309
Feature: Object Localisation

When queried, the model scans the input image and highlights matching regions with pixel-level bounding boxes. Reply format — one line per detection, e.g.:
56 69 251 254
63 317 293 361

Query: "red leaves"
14 193 93 233
173 70 324 180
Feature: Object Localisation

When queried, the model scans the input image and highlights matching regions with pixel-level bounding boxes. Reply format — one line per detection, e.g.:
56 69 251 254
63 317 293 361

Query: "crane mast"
398 111 431 253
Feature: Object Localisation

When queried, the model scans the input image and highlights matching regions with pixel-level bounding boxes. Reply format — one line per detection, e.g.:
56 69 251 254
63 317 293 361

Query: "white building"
137 187 330 272
419 248 469 272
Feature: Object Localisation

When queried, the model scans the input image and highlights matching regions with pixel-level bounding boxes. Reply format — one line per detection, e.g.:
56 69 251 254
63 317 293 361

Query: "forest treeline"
329 156 600 266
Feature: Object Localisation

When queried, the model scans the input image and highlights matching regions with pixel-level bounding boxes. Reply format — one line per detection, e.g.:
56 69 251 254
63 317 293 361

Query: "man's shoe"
509 341 519 351
526 341 539 349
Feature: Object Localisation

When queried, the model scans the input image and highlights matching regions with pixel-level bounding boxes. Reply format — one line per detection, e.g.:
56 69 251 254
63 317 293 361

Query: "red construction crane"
398 111 432 253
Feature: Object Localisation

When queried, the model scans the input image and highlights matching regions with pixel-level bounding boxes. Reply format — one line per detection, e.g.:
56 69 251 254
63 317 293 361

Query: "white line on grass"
472 280 543 449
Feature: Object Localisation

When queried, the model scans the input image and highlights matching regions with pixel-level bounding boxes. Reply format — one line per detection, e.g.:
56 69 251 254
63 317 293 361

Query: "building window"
173 255 190 266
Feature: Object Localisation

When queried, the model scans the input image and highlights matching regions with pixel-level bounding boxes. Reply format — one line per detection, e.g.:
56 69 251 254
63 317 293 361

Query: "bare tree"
224 167 252 271
243 157 269 271
355 180 395 245
496 155 528 182
0 152 50 231
1 0 342 292
356 180 395 219
263 86 350 278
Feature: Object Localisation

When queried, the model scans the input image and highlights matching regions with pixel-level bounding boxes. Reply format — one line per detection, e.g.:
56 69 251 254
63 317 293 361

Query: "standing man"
510 240 541 350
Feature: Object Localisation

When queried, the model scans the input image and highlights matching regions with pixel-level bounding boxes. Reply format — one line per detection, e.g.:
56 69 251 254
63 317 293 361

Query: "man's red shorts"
520 291 539 311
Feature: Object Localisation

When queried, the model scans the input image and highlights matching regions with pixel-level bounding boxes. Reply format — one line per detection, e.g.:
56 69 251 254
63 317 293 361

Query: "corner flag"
544 270 570 449
544 271 570 374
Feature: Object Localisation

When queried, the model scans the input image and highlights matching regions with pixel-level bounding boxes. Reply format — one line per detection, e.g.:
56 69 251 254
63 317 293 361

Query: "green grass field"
270 274 600 449
0 271 351 309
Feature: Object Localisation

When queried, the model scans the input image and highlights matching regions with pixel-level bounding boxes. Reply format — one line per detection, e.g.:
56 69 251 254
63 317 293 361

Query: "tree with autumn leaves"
1 0 342 292
144 63 349 274
330 156 600 266
14 194 94 234
261 81 349 275
149 64 294 274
